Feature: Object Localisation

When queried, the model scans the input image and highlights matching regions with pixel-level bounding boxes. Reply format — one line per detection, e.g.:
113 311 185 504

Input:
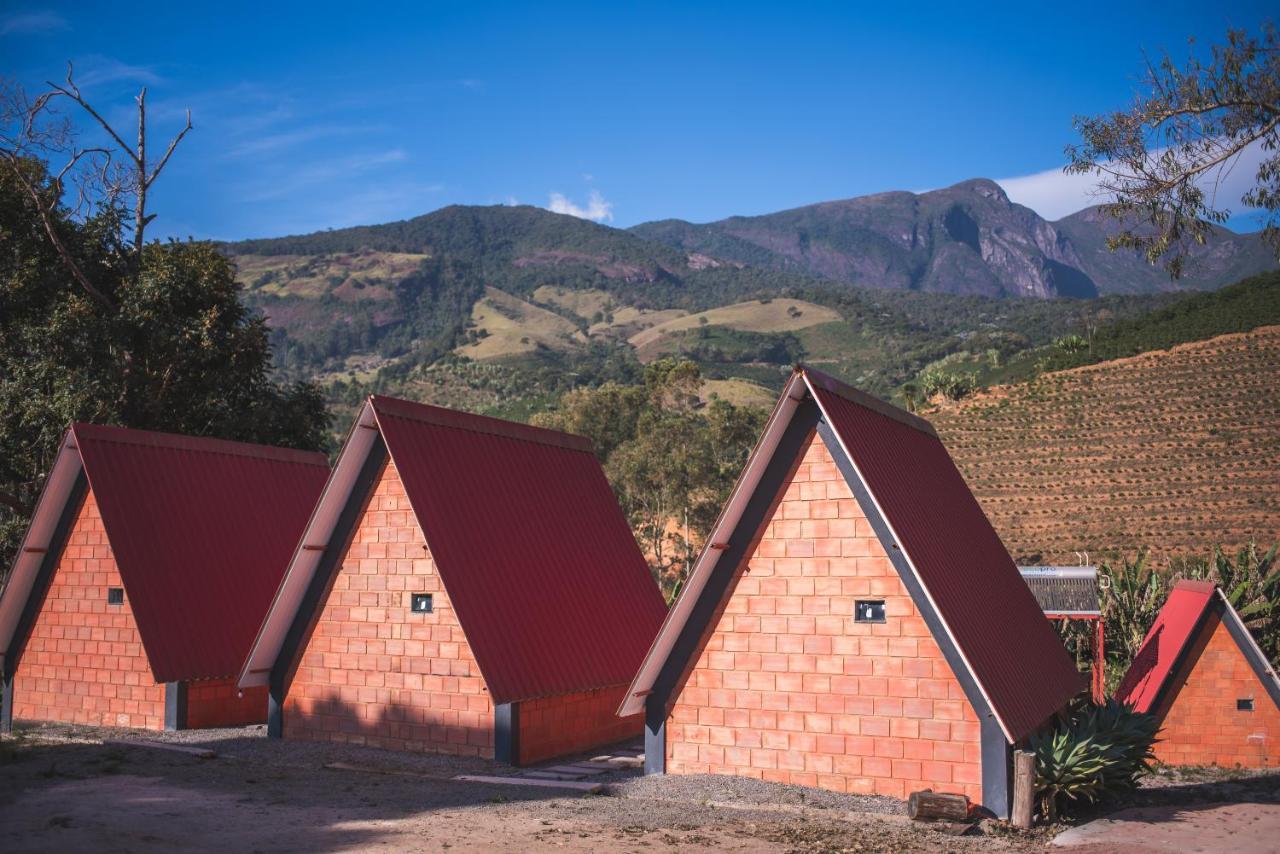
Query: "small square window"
411 593 433 614
107 587 124 606
1238 698 1255 712
855 600 886 623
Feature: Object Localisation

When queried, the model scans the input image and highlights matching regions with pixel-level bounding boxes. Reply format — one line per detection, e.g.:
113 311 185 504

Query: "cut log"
1012 749 1036 829
907 790 970 822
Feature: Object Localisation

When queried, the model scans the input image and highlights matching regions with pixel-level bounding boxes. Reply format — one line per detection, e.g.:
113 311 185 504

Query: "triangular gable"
1117 581 1280 715
622 366 1082 743
241 396 667 705
0 425 329 684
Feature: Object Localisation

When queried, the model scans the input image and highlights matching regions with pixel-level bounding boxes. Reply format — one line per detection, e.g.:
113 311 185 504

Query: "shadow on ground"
0 722 612 852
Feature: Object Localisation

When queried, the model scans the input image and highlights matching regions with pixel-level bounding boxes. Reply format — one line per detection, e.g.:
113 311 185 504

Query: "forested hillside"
225 201 1187 432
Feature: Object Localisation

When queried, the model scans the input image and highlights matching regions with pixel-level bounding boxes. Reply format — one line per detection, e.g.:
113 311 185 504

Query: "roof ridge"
70 423 329 467
799 365 938 437
368 395 594 454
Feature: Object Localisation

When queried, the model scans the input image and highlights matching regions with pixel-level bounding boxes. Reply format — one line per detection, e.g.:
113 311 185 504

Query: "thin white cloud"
74 56 163 88
995 167 1102 221
997 139 1270 222
224 123 382 158
242 148 409 202
0 10 67 36
548 189 613 222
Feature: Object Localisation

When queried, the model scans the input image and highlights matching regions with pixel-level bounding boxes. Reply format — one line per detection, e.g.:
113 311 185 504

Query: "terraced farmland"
929 326 1280 566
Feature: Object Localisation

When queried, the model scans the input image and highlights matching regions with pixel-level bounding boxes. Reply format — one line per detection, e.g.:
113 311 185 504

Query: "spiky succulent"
1031 700 1159 816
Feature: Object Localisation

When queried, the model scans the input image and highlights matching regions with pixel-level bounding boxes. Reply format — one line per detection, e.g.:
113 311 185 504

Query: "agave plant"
1031 700 1159 820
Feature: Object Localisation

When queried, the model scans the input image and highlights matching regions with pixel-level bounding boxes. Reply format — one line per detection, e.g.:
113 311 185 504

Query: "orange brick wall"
518 685 642 764
185 679 269 729
1154 614 1280 768
284 458 495 756
12 489 166 730
666 433 983 801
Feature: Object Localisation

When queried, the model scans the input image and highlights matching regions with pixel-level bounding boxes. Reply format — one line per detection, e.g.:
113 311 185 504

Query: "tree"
1067 23 1280 277
0 74 328 573
533 359 767 596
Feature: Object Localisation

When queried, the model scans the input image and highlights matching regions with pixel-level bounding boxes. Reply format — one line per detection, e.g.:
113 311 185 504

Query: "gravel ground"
615 772 905 815
0 722 1030 852
3 721 1274 852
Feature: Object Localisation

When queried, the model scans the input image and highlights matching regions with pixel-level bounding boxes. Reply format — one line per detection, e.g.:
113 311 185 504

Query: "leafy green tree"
0 80 328 572
535 359 767 596
1068 22 1280 276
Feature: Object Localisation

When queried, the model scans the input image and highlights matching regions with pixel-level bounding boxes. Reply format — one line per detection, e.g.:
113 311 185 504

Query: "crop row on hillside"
929 326 1280 566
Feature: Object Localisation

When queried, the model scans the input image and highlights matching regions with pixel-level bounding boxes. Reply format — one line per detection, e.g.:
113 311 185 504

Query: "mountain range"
630 179 1273 298
224 178 1276 423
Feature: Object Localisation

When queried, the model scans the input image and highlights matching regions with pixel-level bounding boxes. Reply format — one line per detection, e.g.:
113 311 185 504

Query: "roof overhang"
619 369 1016 741
0 431 83 672
238 401 379 688
619 370 808 717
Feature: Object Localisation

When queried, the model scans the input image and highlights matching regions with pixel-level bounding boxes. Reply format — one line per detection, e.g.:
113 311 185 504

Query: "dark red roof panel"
1114 581 1216 713
370 396 668 705
808 371 1083 741
72 423 329 683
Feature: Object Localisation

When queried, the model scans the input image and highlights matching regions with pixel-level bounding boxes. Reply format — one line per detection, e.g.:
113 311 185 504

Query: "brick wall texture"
1154 613 1280 768
13 489 166 730
283 456 645 763
518 685 642 765
185 679 269 729
666 433 984 801
284 458 496 756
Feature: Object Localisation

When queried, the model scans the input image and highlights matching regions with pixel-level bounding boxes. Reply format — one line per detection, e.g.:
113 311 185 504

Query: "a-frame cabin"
621 366 1082 816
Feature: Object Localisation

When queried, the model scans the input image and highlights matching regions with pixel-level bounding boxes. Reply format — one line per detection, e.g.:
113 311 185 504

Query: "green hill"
224 202 1249 433
903 270 1280 398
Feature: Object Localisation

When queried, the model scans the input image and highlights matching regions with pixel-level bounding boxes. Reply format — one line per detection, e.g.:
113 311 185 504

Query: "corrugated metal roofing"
1114 581 1217 714
72 424 329 683
807 369 1083 741
370 396 668 705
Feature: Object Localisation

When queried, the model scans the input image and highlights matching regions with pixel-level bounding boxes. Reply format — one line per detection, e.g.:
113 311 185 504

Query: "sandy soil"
1 722 1275 852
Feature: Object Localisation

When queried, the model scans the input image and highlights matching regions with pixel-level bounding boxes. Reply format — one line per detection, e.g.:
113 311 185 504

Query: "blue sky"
3 2 1273 240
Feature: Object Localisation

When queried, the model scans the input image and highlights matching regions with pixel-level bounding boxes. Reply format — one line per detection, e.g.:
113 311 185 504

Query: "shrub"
1031 700 1159 820
918 367 978 401
1054 334 1089 353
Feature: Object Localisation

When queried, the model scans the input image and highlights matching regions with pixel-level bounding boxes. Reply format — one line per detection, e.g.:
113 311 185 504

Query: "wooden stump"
1012 749 1036 829
907 790 970 821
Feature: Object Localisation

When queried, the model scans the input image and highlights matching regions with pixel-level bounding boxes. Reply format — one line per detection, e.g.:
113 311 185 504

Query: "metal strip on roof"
372 398 668 704
22 424 331 683
1116 581 1280 715
808 372 1083 741
244 396 668 705
619 365 1083 741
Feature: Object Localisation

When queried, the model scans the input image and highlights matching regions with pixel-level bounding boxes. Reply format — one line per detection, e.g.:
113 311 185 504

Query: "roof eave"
238 400 378 688
0 430 83 669
619 370 809 717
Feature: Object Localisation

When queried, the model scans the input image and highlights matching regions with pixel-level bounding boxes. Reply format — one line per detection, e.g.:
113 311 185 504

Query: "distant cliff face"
631 179 1275 298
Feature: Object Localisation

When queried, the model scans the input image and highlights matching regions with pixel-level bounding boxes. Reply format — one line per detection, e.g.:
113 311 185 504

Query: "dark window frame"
1238 698 1255 712
854 599 886 623
107 587 124 606
411 593 434 614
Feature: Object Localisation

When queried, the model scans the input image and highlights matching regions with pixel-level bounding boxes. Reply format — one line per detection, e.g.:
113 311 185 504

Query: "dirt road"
2 722 1274 852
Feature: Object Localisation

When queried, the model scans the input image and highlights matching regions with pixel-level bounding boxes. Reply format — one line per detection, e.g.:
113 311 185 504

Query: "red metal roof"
1114 581 1217 713
72 424 329 683
807 369 1084 741
369 395 668 705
